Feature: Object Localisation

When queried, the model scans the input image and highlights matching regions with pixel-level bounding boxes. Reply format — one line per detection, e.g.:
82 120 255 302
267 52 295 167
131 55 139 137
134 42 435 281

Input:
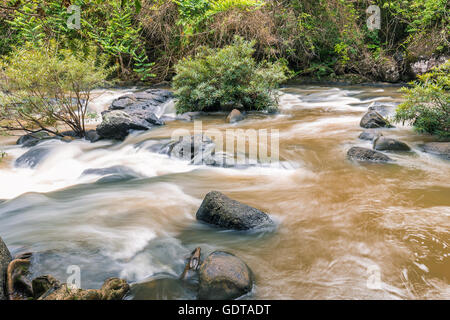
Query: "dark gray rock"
110 89 173 110
16 131 52 147
360 110 393 129
14 145 52 168
82 165 141 182
419 142 450 160
347 147 393 163
196 191 274 230
97 89 173 140
96 110 152 140
198 251 253 300
373 136 411 152
359 130 382 141
85 130 101 143
0 237 12 300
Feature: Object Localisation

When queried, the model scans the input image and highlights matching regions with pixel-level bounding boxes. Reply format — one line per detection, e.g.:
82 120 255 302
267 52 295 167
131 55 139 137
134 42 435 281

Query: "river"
0 85 448 299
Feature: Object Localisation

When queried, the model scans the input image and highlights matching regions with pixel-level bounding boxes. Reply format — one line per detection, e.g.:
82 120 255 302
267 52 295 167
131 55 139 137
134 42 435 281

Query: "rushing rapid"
0 85 448 299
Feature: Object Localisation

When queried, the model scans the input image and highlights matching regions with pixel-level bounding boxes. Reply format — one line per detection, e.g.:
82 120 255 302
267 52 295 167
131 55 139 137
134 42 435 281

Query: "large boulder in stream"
97 89 172 140
198 251 253 300
196 191 274 230
347 147 393 163
373 136 411 152
0 237 12 300
360 110 393 129
96 110 153 140
419 142 450 160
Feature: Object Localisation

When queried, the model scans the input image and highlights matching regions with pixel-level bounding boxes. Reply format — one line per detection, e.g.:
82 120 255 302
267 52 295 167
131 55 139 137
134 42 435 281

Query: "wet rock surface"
419 142 450 160
196 191 274 230
97 89 172 140
7 252 33 300
14 145 53 168
359 130 383 141
198 251 253 300
0 237 12 300
128 273 198 300
360 110 393 129
96 110 152 140
373 136 411 152
40 277 129 300
16 131 52 147
347 147 393 163
226 109 245 123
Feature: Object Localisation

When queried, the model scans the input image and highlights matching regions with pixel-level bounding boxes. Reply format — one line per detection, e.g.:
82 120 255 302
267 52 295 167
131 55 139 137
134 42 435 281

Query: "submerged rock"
14 145 52 168
359 130 382 141
419 142 450 160
198 251 253 300
128 274 198 300
82 165 141 183
373 136 411 152
226 109 245 123
41 277 129 300
360 110 393 129
32 275 60 299
196 191 274 230
0 237 12 300
347 147 393 163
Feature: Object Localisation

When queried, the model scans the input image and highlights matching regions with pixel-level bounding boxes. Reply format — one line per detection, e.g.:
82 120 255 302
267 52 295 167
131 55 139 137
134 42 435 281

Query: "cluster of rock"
0 238 129 300
96 89 172 140
347 102 411 163
347 101 450 163
1 191 273 300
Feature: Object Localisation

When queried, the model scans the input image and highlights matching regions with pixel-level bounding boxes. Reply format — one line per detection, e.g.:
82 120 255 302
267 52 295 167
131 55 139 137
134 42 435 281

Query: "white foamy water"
0 85 448 299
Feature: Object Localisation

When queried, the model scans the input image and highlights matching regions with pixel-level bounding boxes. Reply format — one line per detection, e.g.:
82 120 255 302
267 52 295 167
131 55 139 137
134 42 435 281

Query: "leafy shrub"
172 37 290 113
394 61 449 138
0 42 110 137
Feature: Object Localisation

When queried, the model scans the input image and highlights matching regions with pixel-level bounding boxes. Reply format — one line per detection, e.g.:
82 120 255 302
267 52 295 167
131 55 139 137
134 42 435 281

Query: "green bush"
172 37 290 113
394 61 449 138
0 42 110 137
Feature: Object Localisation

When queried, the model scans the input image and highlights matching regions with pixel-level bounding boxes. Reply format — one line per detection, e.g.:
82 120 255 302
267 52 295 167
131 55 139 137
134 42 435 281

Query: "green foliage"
394 61 450 138
174 0 264 36
173 37 290 113
0 42 111 136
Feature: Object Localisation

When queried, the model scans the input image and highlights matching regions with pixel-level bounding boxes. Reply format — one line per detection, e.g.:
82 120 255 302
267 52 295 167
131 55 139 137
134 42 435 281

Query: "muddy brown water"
0 85 448 299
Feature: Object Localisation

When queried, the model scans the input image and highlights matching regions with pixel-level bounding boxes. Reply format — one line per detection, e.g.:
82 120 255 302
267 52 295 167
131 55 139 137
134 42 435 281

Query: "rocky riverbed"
0 85 448 300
